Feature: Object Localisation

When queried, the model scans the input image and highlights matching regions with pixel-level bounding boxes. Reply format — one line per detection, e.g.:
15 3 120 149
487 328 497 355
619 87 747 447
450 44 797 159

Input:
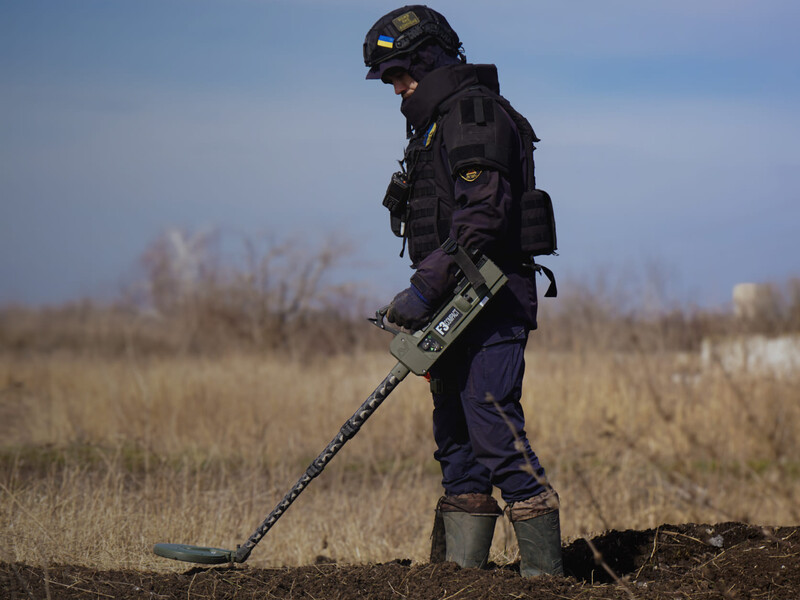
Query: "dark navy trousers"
429 315 548 503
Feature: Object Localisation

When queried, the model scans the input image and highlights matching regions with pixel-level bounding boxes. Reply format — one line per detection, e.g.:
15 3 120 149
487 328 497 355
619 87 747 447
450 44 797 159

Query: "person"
363 6 563 577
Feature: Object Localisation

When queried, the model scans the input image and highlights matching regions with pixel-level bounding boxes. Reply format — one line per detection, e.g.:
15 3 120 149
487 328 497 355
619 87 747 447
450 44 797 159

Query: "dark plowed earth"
3 523 798 599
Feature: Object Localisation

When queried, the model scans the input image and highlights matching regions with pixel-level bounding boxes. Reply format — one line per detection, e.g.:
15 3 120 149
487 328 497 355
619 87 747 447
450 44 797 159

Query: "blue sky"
2 0 798 308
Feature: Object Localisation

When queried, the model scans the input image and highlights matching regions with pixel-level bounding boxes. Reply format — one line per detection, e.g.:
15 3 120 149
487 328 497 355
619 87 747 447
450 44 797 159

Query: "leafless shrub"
0 230 388 358
127 228 390 357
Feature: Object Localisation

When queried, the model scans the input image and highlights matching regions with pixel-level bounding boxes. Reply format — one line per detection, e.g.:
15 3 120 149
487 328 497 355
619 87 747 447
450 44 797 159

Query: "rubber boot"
507 489 564 577
429 494 502 568
512 510 564 576
442 511 498 568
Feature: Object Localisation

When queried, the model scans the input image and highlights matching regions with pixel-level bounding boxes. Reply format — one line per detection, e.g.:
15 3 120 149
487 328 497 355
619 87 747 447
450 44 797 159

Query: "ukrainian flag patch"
425 123 437 147
377 35 394 48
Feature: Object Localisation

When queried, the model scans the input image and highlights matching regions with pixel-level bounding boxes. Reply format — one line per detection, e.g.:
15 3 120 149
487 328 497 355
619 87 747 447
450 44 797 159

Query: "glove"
386 285 432 330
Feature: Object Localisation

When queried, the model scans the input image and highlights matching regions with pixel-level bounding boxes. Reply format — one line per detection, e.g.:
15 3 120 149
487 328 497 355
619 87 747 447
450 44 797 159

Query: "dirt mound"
3 522 798 599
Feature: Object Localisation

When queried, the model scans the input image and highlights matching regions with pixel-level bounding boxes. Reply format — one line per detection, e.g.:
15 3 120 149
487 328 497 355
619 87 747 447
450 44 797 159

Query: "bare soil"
3 522 798 599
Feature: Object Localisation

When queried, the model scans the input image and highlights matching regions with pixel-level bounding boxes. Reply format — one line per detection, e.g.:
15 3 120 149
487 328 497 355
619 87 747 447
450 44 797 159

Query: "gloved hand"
386 285 433 330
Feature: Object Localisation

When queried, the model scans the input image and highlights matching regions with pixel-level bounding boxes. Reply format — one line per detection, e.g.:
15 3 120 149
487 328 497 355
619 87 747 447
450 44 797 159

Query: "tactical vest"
402 120 452 264
382 66 557 300
388 85 519 266
387 85 556 266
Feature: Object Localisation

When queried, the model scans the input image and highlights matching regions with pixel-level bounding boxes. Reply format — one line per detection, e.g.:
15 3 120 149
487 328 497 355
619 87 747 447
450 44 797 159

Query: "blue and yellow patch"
377 35 394 48
424 123 438 147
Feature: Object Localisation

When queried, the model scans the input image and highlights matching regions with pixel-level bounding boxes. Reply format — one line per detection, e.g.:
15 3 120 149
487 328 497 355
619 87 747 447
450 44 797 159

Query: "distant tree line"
1 230 799 357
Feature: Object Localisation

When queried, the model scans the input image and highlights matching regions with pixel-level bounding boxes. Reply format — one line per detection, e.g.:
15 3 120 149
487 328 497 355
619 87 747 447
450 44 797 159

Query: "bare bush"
0 231 390 357
129 229 386 356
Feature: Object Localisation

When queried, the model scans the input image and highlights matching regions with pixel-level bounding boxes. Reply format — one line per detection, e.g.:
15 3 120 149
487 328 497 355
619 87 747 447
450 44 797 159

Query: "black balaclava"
406 42 461 82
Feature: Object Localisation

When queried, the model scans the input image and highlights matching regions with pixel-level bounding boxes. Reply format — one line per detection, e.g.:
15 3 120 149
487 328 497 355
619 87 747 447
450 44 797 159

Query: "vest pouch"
383 171 410 238
520 188 557 256
389 213 403 238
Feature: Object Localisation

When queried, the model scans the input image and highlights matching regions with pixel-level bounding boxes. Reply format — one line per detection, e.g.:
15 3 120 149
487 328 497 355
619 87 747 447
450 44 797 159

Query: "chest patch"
424 123 438 147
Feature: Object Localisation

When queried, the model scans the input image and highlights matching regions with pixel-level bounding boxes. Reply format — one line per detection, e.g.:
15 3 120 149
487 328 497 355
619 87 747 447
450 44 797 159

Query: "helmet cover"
363 5 461 73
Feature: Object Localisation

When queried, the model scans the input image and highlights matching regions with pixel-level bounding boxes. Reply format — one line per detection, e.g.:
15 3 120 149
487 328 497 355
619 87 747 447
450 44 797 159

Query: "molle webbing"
403 127 447 263
460 97 495 125
410 181 435 199
442 89 517 176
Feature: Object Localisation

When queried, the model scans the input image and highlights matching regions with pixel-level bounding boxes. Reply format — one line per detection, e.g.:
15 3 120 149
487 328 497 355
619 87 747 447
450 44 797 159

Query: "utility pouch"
520 188 557 257
383 171 410 238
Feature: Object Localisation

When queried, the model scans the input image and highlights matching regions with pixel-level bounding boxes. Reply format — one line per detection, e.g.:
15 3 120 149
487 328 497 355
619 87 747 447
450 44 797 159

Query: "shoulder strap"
441 238 490 300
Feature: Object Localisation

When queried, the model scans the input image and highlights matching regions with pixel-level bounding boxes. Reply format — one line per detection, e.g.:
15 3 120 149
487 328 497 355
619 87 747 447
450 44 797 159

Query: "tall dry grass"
1 344 797 571
2 234 798 570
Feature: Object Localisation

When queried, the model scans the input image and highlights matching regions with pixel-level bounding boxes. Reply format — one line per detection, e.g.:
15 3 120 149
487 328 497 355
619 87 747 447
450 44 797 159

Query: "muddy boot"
507 488 564 577
430 493 502 568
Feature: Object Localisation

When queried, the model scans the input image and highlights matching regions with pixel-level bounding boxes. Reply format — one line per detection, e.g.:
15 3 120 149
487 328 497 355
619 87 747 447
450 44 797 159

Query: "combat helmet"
363 5 463 79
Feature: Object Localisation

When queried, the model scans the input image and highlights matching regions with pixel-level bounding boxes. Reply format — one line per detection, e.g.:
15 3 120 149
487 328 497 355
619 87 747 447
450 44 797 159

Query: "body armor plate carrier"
381 73 557 294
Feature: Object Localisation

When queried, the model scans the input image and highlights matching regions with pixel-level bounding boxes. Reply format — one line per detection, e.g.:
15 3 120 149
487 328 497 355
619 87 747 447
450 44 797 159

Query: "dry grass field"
2 252 799 597
2 339 798 575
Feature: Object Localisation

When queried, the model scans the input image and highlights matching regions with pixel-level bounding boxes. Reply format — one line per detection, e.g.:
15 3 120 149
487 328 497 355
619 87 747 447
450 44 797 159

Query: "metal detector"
154 254 507 565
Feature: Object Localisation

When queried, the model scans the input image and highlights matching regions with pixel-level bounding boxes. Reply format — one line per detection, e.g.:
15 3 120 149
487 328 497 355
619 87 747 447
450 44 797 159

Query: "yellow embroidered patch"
459 169 482 182
392 11 420 32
